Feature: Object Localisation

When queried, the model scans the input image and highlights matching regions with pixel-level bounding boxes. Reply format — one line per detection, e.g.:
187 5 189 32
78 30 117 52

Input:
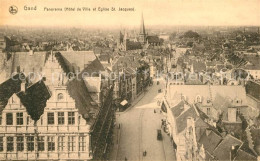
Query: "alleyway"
111 77 176 161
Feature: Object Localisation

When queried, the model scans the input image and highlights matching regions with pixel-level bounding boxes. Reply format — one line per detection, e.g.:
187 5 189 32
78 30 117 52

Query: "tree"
169 32 177 41
183 30 200 39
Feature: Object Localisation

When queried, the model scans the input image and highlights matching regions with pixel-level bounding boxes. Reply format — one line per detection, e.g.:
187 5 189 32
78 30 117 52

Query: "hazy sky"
0 0 260 28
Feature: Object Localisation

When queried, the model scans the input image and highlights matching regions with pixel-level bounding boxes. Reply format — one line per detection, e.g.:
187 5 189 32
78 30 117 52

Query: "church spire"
140 12 146 35
139 12 147 44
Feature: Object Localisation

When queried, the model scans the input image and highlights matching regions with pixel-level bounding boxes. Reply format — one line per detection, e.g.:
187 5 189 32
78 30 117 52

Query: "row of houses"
97 51 152 111
162 84 259 161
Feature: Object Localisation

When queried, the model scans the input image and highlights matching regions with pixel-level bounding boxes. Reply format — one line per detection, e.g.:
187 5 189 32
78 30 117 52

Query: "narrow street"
112 77 176 161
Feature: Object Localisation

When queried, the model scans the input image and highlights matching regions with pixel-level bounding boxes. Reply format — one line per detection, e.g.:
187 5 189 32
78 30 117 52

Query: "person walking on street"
125 157 127 161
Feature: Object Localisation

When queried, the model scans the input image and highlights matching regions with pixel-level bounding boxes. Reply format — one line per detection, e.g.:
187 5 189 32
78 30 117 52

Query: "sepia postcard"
0 0 260 160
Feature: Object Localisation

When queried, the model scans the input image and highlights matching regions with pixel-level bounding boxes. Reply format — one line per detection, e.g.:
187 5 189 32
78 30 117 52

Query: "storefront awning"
120 100 128 106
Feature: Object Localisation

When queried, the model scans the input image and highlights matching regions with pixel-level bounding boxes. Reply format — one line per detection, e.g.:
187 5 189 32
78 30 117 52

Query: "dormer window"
57 93 64 101
207 99 211 103
181 95 186 101
196 95 202 103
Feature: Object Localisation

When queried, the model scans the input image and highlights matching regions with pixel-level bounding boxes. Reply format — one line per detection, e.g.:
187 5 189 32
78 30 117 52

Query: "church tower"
139 13 147 44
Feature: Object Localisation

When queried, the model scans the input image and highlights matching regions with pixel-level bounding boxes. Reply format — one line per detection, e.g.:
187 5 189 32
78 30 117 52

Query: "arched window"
57 93 64 101
182 95 187 101
196 95 201 103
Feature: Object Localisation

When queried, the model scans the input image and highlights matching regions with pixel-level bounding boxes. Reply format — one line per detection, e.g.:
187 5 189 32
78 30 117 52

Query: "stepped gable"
0 73 25 113
56 51 97 73
16 80 51 121
66 72 99 125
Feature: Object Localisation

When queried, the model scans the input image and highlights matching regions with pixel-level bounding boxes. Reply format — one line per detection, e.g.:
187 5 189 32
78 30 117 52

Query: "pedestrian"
144 150 147 156
125 157 127 161
118 123 120 129
154 109 156 113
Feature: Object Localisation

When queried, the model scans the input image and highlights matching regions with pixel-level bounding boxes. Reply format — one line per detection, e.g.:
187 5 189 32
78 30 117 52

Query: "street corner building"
0 51 115 161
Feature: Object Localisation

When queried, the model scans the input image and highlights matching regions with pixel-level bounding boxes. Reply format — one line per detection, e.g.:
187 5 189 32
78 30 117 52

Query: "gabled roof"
246 81 260 101
56 51 97 73
11 51 49 75
199 129 222 154
175 105 199 133
16 80 51 121
213 134 243 160
244 56 260 70
0 73 24 113
171 101 185 118
168 85 248 110
234 148 257 161
81 58 105 77
66 77 98 125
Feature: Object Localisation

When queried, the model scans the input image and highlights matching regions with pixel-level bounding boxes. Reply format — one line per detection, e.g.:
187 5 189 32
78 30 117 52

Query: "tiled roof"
250 128 260 155
16 80 51 121
234 149 257 161
171 101 185 118
244 56 260 70
213 134 243 160
57 51 97 73
11 51 49 75
192 60 206 72
168 85 248 110
66 77 98 125
199 129 222 154
246 81 260 101
0 73 24 113
175 105 199 133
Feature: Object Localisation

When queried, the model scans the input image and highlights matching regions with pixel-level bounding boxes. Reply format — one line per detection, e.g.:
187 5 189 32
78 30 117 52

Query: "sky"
0 0 260 28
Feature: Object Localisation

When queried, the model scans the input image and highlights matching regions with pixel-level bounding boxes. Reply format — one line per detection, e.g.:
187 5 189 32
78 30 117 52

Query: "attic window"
57 93 64 101
196 95 202 103
207 99 211 103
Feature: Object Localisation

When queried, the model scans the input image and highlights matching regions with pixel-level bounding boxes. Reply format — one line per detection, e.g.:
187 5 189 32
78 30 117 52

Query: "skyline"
0 0 260 28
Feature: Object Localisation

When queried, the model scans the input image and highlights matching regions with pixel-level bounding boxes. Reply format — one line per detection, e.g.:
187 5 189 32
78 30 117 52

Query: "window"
58 136 65 151
58 112 64 125
57 93 64 101
68 112 75 125
79 136 86 151
207 99 211 104
48 136 55 151
16 112 23 125
0 137 3 152
27 136 34 151
27 116 30 125
68 136 75 151
207 108 211 115
47 112 54 125
196 95 201 103
38 136 45 151
7 137 14 151
6 113 13 125
17 136 24 151
237 108 241 114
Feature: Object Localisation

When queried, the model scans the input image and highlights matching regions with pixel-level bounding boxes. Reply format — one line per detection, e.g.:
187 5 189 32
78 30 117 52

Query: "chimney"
21 80 26 92
29 49 33 56
228 107 237 122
